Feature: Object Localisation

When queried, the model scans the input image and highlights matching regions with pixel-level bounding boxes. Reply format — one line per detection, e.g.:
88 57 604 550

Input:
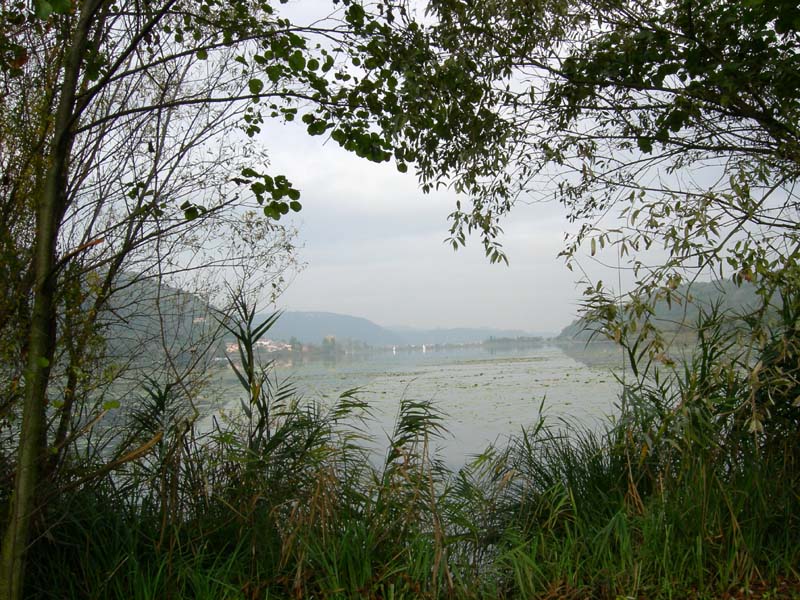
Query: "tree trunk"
0 2 100 597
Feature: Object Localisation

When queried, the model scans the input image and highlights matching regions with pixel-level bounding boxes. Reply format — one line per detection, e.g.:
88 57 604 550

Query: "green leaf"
264 204 282 220
197 48 208 60
102 400 121 411
346 3 366 27
34 0 53 19
85 57 102 82
49 0 70 12
248 78 264 94
288 51 306 71
266 65 282 82
289 200 302 212
251 182 266 195
307 120 327 135
287 188 300 200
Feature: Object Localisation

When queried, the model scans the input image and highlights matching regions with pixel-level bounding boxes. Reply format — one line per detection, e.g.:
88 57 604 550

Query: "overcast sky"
220 0 753 335
249 1 636 335
255 118 624 335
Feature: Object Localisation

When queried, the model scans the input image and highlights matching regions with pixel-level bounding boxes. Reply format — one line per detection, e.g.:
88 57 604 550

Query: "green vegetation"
0 0 443 593
4 0 800 598
9 299 799 599
558 279 764 343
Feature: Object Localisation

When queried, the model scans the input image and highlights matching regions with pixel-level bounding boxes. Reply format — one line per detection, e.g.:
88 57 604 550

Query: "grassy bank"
10 307 800 599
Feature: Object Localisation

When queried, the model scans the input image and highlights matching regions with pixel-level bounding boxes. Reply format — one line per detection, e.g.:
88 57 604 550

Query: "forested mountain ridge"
255 311 404 347
557 280 763 341
100 282 538 353
390 326 543 345
255 311 539 346
99 274 221 367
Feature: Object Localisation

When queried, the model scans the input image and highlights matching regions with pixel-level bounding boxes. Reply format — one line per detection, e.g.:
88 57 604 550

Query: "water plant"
9 296 800 599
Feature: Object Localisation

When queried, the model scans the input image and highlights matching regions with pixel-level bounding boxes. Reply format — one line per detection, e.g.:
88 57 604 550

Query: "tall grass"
13 299 800 598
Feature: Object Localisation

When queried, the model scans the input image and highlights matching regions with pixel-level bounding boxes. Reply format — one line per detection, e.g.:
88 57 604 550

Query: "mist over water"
210 344 623 468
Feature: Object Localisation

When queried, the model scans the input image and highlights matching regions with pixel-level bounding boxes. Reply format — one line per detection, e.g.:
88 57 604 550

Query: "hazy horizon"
250 4 634 335
259 121 626 334
266 308 563 338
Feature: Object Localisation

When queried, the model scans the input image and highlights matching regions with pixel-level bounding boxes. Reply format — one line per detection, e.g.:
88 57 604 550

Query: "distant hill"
557 279 763 341
388 326 543 345
257 311 405 346
103 281 543 350
101 274 221 366
255 311 544 346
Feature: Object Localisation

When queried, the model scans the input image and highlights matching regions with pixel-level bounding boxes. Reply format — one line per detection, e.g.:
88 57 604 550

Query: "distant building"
254 339 292 352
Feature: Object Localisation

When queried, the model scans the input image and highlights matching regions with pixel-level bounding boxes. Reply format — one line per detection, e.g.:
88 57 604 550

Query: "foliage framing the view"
378 1 800 286
2 0 800 598
0 0 455 597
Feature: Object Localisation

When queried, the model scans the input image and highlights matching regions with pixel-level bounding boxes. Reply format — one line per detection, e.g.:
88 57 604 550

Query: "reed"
15 300 800 598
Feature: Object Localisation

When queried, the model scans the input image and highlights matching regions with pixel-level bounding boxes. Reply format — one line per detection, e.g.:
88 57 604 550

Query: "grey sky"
250 1 647 334
259 119 612 334
241 0 755 334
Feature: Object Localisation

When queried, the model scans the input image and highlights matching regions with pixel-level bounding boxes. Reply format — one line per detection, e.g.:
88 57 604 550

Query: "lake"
207 344 625 468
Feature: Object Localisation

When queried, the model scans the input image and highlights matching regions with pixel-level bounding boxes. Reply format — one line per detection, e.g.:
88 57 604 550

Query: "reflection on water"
207 344 625 468
559 341 628 370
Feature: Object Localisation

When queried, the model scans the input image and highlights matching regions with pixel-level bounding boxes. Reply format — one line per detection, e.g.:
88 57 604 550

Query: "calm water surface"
209 345 624 467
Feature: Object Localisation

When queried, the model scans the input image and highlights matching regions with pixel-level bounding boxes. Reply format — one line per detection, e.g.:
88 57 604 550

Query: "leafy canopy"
376 0 800 287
